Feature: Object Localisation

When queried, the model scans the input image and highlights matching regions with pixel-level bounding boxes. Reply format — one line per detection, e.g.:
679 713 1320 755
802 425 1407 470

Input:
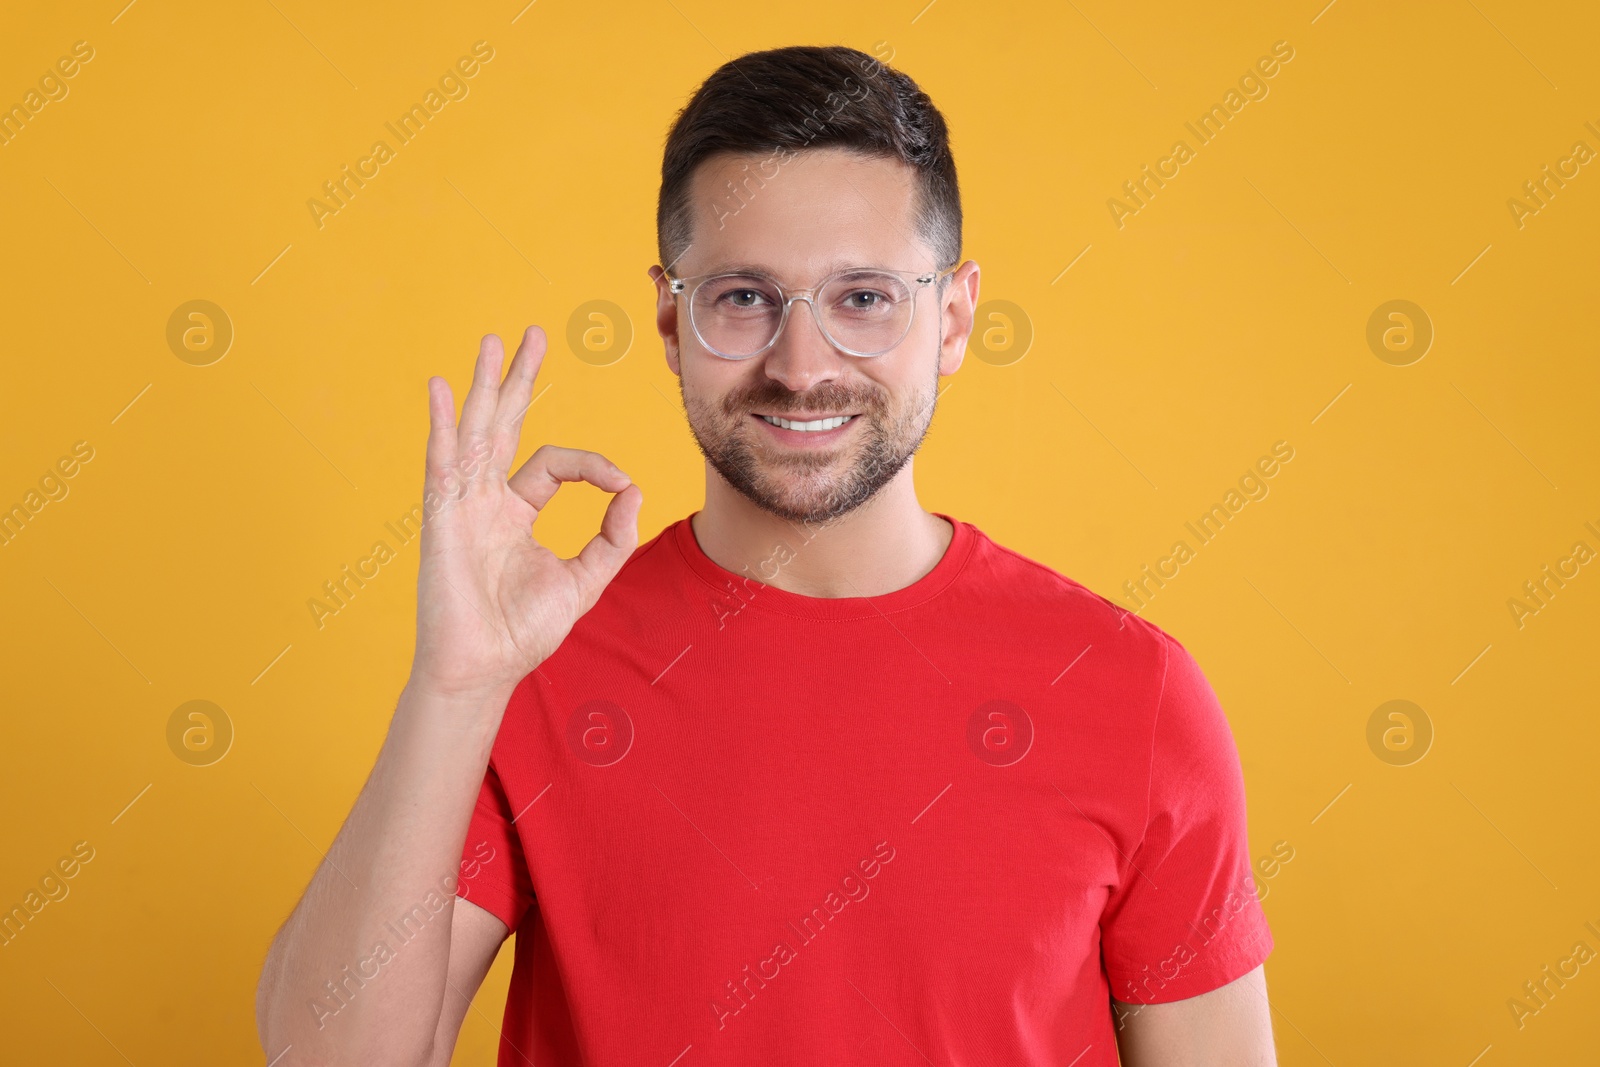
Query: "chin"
692 409 913 525
751 470 892 526
745 485 842 525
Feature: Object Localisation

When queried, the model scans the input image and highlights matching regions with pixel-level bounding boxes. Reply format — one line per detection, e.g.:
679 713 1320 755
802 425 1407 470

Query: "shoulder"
960 518 1176 674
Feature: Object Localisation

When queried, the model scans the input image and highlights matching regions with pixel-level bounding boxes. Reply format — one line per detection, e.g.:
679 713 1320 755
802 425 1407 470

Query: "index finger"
508 444 631 514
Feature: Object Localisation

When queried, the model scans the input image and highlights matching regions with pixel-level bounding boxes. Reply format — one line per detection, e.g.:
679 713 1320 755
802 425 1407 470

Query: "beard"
681 363 940 526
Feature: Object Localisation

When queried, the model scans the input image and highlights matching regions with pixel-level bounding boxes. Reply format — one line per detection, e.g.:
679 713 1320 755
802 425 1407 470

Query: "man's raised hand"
410 325 642 702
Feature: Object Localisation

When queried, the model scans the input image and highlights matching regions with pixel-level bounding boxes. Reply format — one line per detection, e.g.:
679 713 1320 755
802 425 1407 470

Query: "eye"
826 271 908 313
698 276 780 310
837 287 902 314
724 288 770 308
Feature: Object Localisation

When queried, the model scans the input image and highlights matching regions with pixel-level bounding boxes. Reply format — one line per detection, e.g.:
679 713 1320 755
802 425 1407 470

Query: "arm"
1112 964 1276 1067
1099 634 1277 1064
423 900 511 1066
253 325 642 1066
252 679 513 1065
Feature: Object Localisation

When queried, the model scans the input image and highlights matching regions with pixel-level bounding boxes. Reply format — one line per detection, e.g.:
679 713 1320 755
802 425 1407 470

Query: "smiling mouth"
756 413 857 432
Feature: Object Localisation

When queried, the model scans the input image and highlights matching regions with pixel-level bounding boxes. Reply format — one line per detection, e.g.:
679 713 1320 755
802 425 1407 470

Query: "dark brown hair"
656 45 961 285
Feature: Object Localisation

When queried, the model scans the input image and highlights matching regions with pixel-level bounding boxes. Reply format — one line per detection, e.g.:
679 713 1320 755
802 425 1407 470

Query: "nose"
761 296 846 393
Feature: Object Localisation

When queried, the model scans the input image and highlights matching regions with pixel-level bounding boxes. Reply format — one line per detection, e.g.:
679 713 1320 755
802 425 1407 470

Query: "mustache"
720 382 886 417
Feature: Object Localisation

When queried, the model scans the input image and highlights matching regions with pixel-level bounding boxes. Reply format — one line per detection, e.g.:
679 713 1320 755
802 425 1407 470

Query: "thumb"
570 483 643 606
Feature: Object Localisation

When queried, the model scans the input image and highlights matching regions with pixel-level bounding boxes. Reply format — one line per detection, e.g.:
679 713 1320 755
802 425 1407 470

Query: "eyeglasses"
664 263 959 360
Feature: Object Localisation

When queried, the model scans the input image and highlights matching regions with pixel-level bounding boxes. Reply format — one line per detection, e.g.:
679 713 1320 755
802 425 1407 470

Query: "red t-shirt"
456 512 1273 1065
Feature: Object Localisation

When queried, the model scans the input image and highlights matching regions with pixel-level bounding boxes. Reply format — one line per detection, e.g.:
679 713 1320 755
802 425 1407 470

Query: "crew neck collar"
671 509 976 622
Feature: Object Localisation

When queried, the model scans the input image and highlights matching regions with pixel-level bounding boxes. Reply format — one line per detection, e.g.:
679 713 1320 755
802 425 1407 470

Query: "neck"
691 461 954 598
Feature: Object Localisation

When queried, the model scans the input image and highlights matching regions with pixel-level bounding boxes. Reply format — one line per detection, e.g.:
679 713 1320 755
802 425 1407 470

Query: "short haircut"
656 45 962 285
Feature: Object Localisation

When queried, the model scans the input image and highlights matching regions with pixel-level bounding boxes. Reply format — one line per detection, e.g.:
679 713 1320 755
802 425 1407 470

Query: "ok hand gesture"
409 325 643 701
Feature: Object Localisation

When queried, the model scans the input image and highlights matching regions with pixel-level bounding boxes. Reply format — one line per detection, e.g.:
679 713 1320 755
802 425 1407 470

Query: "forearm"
255 680 514 1065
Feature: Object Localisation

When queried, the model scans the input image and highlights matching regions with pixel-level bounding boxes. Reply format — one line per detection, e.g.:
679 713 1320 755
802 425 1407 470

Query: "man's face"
651 146 977 526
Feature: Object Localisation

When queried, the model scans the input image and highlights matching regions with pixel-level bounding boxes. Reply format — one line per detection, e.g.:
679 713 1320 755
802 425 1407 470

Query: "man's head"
650 45 979 526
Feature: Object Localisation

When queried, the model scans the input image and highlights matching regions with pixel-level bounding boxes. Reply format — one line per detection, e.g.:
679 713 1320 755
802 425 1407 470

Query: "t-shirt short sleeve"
1100 633 1274 1004
456 758 535 931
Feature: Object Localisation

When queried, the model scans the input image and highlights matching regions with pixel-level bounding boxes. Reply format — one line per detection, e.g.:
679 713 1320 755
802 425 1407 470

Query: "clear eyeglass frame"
664 263 960 360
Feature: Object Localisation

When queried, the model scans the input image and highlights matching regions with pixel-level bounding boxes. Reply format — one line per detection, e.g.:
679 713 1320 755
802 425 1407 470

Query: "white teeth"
760 414 854 432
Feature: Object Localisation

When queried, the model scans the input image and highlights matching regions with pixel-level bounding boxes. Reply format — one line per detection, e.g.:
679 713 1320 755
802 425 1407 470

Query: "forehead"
678 146 931 279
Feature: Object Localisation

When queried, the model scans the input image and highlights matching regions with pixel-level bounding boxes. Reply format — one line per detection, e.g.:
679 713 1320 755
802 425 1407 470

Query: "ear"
647 265 683 376
938 260 980 377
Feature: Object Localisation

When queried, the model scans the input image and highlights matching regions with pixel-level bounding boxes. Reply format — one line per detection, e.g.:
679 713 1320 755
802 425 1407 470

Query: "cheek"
906 311 941 346
869 359 929 411
683 369 748 424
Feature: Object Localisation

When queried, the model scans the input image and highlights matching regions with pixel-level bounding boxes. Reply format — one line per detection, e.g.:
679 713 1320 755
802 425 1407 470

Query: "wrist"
401 674 519 719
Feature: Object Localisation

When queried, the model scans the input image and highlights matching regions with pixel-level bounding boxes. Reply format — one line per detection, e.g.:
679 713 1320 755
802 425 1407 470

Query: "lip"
749 412 859 446
750 412 856 421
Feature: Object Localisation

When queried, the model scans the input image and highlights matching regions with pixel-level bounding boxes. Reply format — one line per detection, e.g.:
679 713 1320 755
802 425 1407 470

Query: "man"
255 44 1276 1066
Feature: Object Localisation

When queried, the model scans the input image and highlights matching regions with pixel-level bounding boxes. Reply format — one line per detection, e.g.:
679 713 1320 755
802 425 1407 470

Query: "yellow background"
2 0 1596 1062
